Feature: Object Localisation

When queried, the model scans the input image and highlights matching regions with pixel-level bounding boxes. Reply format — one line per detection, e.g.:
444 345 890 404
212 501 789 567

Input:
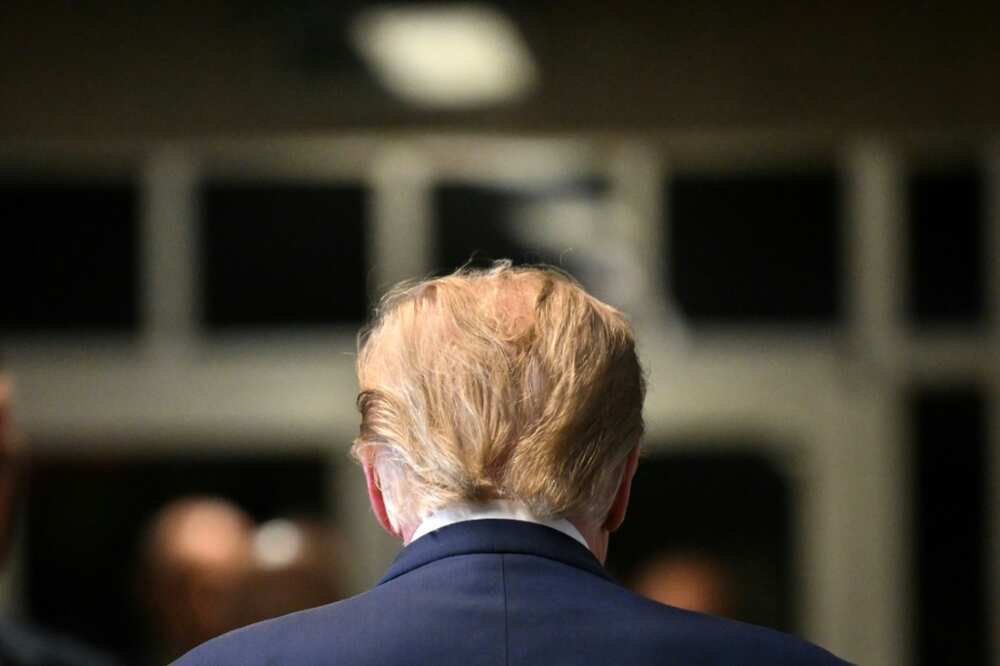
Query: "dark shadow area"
606 448 794 632
906 166 985 326
200 182 369 329
910 385 989 666
25 450 330 664
667 169 842 325
0 179 139 333
432 179 607 276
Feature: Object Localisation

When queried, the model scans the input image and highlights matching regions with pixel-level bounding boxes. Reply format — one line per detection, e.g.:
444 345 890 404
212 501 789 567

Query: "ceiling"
2 1 999 140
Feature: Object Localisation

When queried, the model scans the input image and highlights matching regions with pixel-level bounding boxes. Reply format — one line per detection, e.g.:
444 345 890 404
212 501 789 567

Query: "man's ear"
603 446 640 534
363 461 401 539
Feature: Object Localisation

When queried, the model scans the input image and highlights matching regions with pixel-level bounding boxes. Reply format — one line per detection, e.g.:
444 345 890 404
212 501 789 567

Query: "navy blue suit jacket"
175 520 850 665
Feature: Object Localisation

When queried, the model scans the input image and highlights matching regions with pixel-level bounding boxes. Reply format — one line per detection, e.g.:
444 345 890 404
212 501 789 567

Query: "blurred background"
1 1 998 664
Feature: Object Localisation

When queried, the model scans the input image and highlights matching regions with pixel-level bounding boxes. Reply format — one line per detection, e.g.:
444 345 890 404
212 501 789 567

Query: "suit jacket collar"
377 519 615 586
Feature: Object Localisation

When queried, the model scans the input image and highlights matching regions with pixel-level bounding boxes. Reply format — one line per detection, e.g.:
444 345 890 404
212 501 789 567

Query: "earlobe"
603 446 640 533
363 462 401 540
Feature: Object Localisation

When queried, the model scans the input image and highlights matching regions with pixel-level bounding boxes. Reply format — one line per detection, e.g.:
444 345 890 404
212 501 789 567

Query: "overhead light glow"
350 3 538 109
253 519 304 569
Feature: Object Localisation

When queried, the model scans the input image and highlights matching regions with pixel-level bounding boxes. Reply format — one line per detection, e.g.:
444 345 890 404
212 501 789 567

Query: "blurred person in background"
0 377 117 665
240 517 343 626
139 497 254 664
175 262 849 665
632 549 733 617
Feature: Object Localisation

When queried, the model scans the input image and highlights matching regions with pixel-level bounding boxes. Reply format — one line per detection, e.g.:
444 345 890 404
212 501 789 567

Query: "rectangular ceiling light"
350 3 538 109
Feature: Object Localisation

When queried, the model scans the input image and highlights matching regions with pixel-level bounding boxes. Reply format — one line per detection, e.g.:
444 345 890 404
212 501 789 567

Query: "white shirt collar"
409 499 590 551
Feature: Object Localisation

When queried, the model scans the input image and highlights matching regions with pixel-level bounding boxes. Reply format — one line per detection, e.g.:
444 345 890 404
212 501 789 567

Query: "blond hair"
351 261 645 531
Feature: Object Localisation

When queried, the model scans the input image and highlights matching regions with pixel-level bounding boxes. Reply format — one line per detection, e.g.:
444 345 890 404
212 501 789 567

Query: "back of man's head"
352 261 645 533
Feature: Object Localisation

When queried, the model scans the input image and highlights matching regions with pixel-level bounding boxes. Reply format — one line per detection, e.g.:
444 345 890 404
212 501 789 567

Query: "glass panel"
906 166 985 325
910 385 989 666
607 449 794 632
199 183 368 328
26 451 333 662
667 170 841 324
0 180 138 333
432 180 631 306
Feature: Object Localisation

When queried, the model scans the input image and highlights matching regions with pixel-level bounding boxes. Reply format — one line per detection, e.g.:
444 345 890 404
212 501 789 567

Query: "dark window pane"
0 181 138 333
910 386 988 666
907 167 985 325
26 451 331 662
607 450 793 632
667 170 841 324
200 183 368 328
433 180 607 278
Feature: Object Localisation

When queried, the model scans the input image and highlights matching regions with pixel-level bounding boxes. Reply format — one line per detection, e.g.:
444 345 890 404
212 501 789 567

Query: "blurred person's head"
632 550 733 616
140 497 253 660
352 261 645 562
241 517 343 625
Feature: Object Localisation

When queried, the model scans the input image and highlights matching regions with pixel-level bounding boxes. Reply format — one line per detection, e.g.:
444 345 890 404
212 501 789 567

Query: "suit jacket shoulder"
175 520 851 666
